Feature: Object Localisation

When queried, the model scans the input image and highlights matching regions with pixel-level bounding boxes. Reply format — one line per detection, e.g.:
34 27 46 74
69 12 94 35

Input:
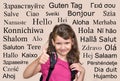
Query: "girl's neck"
57 54 67 62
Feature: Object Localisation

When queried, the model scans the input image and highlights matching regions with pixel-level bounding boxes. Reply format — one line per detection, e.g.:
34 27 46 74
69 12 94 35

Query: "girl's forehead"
54 35 72 41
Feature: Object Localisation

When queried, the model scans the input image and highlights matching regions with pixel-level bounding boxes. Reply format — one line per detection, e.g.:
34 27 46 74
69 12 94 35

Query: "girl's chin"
57 51 69 55
59 52 68 56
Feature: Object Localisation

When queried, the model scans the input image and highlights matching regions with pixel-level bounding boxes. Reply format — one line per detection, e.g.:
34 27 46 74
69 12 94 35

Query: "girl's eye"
56 43 61 45
65 42 70 44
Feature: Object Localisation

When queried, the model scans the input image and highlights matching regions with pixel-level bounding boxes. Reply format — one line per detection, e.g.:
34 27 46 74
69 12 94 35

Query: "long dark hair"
47 24 80 64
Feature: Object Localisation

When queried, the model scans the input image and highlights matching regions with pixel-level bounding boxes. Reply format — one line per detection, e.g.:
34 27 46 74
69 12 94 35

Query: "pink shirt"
41 58 71 81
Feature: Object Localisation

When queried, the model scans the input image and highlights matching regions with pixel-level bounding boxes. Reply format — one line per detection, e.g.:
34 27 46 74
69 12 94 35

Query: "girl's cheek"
67 44 72 48
55 46 61 50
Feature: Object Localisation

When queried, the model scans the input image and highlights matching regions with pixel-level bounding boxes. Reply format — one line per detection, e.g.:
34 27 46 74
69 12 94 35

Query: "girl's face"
52 35 73 59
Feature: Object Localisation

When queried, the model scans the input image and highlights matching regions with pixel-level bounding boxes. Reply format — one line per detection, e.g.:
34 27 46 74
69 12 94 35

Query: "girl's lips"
60 50 68 52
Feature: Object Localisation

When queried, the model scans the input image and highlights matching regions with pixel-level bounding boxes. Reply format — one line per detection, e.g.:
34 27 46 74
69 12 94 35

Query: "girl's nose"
61 44 65 49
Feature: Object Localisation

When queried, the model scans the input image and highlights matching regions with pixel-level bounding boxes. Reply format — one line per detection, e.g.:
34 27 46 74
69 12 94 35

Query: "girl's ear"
52 39 55 46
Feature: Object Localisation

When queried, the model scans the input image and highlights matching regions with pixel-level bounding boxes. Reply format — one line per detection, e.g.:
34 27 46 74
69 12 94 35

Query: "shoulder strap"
71 70 78 81
40 52 57 81
46 52 57 81
40 75 43 81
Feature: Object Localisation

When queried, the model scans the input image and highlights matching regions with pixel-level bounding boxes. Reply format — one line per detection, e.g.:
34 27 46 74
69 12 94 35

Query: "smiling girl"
23 24 85 81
